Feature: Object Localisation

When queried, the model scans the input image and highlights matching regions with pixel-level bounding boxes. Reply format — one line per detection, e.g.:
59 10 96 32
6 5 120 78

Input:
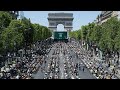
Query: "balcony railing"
100 11 113 20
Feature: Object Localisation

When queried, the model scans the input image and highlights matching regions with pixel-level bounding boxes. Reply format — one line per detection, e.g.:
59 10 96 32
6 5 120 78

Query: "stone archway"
48 13 74 32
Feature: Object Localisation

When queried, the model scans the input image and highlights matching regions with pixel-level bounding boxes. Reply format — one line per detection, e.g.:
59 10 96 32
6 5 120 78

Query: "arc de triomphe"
47 13 74 32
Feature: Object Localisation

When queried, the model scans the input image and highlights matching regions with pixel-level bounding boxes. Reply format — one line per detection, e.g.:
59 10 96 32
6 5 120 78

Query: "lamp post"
24 27 32 60
7 33 10 65
14 41 16 57
4 45 7 65
24 29 27 58
29 28 32 59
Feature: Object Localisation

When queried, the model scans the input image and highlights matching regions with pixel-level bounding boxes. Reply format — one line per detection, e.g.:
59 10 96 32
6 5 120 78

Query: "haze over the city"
22 11 101 31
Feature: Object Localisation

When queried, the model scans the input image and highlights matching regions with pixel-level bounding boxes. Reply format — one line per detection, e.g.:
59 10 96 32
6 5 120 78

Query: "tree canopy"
69 17 120 57
0 12 52 55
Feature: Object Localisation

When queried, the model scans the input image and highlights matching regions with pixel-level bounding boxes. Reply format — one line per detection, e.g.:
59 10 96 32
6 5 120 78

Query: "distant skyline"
20 11 101 31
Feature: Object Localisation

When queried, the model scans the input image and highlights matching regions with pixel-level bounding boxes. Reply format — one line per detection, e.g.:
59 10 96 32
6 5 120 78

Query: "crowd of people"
43 41 84 79
0 53 43 79
1 38 119 79
0 39 52 79
70 39 119 79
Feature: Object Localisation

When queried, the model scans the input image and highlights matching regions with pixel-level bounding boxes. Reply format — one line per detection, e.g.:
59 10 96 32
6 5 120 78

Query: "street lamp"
28 27 32 60
14 41 16 57
24 28 27 58
24 27 32 59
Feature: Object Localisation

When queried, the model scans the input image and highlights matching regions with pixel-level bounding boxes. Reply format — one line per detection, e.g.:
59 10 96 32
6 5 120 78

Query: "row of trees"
69 17 120 60
0 11 52 56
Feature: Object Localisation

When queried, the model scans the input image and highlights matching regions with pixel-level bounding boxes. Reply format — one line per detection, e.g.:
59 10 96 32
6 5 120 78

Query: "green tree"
0 11 12 32
81 25 88 41
0 11 13 55
21 17 34 47
114 28 120 59
32 23 43 42
0 20 24 54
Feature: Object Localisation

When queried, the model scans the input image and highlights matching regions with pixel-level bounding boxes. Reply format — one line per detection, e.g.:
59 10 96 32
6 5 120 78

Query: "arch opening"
57 24 64 31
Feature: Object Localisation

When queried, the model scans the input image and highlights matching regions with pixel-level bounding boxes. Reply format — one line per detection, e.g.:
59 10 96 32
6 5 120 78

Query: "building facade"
6 11 19 19
96 11 120 25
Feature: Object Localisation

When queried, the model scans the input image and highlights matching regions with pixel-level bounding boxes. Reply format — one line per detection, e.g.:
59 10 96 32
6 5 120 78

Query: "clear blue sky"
21 11 101 31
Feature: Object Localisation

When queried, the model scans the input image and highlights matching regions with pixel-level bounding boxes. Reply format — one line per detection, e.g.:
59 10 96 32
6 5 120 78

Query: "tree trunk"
25 42 26 57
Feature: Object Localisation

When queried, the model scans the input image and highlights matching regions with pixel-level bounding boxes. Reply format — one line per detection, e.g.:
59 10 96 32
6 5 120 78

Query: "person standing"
79 64 81 70
82 65 85 72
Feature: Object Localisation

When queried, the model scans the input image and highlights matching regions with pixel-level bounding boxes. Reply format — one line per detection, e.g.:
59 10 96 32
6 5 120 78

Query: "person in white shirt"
16 75 20 79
